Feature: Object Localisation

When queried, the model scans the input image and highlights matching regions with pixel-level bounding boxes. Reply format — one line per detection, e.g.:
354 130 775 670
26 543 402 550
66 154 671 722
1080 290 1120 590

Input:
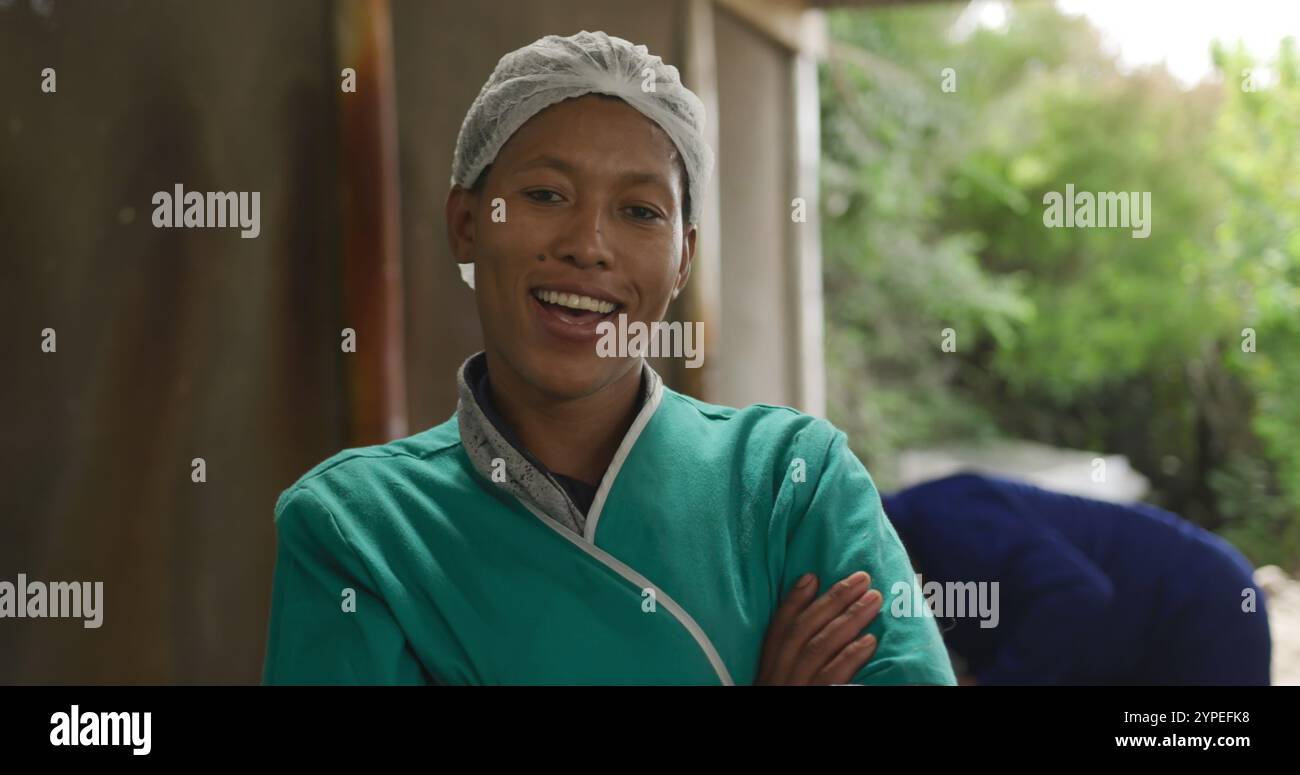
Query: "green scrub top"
262 381 957 686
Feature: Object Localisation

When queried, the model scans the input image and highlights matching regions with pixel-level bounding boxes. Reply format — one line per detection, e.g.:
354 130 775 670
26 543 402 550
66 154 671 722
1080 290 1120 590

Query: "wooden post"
675 0 723 400
335 0 408 443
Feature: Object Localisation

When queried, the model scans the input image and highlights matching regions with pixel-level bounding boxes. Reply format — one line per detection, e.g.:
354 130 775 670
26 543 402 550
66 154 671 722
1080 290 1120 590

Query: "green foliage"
822 5 1300 571
1209 37 1300 567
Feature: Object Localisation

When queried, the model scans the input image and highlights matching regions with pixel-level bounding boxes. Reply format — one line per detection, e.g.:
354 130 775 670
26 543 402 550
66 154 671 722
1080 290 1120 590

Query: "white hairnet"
451 30 714 290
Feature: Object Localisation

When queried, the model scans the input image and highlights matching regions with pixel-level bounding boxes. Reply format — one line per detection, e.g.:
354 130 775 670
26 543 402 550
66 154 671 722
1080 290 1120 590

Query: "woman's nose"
555 201 615 269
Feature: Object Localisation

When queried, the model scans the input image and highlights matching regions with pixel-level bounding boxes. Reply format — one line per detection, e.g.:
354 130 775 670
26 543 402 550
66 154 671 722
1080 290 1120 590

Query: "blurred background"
1 0 1297 684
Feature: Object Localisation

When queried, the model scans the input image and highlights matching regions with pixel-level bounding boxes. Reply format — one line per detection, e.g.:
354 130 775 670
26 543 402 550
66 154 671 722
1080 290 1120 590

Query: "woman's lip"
528 293 618 344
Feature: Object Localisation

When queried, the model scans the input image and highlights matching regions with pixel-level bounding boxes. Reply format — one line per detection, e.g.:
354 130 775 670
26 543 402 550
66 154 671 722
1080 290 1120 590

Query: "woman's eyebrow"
619 170 672 192
516 154 671 192
516 154 577 175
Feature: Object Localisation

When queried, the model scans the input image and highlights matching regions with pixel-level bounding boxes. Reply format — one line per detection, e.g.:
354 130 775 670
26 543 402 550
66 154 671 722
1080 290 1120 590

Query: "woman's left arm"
774 422 957 686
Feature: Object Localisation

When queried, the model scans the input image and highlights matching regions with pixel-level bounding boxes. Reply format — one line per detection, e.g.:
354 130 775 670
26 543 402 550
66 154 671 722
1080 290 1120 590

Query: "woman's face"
446 94 696 401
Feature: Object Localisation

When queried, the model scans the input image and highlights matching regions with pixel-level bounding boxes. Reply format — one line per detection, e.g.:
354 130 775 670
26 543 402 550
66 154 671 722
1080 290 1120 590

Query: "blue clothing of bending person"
880 473 1271 685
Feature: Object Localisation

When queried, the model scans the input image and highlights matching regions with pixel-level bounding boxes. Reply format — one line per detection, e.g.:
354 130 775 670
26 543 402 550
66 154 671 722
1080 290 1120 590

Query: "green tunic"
262 367 956 685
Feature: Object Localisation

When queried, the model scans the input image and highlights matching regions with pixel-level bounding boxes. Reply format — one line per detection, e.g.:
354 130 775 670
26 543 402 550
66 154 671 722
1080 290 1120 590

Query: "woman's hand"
755 570 884 685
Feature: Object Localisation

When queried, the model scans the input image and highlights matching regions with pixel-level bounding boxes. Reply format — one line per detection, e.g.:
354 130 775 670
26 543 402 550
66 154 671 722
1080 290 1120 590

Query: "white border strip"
523 500 735 686
583 365 664 542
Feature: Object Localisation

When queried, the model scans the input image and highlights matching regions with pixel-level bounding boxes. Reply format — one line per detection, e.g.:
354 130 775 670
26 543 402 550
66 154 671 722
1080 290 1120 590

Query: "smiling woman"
261 30 956 686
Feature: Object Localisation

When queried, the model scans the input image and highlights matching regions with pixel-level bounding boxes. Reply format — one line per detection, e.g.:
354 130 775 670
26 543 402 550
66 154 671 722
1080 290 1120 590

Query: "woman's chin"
523 354 636 401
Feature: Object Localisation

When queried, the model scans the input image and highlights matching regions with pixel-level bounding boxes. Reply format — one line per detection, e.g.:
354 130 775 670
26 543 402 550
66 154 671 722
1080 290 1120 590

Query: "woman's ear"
444 185 477 264
673 224 697 300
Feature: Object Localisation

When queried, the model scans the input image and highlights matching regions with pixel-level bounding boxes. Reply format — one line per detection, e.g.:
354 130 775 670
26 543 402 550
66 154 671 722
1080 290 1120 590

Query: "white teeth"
534 289 617 314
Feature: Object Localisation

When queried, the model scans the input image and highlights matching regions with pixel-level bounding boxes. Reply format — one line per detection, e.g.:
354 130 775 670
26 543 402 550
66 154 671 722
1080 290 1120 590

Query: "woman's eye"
525 189 562 203
627 205 661 221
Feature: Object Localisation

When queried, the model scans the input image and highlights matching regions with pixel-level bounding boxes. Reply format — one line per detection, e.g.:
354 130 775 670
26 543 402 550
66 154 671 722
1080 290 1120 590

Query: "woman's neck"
484 353 644 487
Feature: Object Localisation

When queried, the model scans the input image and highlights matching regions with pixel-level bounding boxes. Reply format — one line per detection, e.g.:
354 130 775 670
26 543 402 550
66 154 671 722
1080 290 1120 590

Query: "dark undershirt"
471 363 644 517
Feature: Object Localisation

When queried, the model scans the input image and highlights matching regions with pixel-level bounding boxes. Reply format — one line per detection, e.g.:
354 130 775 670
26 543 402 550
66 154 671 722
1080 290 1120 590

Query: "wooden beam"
714 0 827 58
334 0 408 444
673 0 724 400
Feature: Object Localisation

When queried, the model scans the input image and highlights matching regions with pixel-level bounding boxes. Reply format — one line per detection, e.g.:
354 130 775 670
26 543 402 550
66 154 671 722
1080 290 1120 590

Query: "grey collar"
455 352 660 538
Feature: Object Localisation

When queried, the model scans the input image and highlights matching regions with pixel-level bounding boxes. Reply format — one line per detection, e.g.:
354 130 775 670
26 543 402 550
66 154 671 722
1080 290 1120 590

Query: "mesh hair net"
450 30 714 289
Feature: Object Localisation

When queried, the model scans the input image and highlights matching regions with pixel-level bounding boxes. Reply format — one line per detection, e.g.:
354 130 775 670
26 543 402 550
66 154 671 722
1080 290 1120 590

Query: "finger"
792 588 883 684
771 573 820 634
773 573 871 680
758 573 819 679
770 571 871 680
815 633 879 685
